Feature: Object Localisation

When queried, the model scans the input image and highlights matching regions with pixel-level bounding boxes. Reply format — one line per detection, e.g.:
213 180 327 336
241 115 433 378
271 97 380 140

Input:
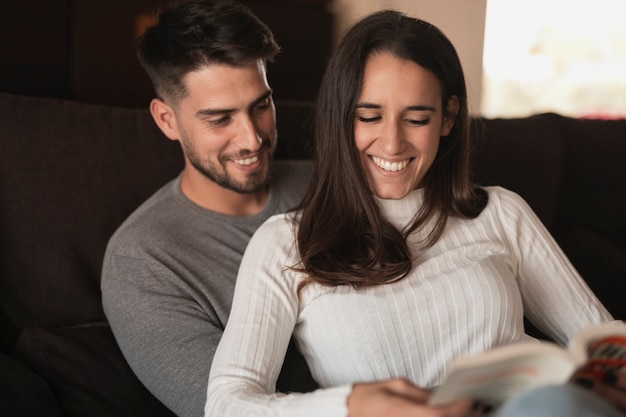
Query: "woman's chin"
373 187 413 200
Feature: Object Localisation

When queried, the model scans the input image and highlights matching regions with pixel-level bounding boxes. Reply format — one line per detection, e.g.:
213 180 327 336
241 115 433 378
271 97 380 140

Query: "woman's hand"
348 378 485 417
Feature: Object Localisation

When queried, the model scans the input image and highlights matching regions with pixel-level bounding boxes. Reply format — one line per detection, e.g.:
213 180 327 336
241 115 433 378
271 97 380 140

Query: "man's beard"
182 134 273 194
189 154 270 193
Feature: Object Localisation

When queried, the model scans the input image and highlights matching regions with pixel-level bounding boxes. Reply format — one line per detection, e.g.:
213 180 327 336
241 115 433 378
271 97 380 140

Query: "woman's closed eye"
357 115 381 123
406 117 430 126
356 115 430 126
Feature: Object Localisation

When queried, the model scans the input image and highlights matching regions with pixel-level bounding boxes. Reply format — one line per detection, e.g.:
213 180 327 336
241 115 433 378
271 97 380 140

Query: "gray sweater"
101 160 316 417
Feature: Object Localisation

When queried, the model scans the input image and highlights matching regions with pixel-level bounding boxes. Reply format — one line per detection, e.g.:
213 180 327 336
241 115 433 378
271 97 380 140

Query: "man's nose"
237 116 262 151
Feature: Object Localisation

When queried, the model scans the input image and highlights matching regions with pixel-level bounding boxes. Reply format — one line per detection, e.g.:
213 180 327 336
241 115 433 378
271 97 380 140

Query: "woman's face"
353 51 457 199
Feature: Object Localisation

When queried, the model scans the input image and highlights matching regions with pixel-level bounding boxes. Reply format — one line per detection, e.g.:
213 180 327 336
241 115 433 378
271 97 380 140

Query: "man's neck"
179 170 269 216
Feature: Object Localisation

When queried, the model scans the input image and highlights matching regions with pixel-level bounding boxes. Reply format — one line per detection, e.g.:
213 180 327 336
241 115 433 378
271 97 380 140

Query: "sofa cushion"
557 227 626 321
0 92 184 328
471 113 565 230
0 93 313 330
0 351 64 416
551 116 626 322
555 116 626 250
13 323 176 417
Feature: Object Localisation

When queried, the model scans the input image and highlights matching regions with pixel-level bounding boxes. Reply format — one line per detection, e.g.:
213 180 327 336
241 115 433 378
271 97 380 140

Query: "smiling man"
150 62 277 215
100 1 316 416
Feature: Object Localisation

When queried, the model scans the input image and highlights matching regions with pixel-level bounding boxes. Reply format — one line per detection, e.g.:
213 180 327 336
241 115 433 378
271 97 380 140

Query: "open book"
428 321 626 407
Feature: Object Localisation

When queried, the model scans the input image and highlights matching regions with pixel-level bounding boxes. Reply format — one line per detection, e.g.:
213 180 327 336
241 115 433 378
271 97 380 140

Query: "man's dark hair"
137 0 280 102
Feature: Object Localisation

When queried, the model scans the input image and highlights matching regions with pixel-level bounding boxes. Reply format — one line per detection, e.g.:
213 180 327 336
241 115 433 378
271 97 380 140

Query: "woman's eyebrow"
355 102 380 109
406 104 436 112
355 102 436 112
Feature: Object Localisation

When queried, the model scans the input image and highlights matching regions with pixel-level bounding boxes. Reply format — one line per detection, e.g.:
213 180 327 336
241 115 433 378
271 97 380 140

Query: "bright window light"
482 0 626 119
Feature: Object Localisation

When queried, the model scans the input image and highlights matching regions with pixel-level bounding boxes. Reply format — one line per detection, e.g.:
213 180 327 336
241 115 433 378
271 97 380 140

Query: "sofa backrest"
472 113 626 323
548 115 626 319
0 93 316 339
470 114 566 230
0 93 183 330
1 92 625 344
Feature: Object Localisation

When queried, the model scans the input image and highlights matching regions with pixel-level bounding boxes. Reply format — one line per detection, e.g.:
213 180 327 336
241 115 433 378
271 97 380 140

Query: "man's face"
172 60 276 194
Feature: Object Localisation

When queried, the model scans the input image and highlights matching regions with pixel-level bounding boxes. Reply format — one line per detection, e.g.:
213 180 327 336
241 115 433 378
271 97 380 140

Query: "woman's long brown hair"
293 10 487 290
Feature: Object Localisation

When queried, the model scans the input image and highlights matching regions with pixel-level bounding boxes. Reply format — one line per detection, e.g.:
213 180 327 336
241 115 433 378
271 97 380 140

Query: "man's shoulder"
106 179 183 250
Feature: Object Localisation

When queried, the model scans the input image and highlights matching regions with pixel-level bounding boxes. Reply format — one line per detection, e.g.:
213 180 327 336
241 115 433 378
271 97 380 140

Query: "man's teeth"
234 156 259 166
371 156 410 172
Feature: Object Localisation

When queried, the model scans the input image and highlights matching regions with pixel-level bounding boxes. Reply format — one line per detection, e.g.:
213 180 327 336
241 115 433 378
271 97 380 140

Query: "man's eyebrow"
196 89 273 117
355 102 436 112
196 107 235 117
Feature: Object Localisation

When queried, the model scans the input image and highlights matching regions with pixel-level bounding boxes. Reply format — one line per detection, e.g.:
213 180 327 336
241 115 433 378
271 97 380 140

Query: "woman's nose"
380 119 405 155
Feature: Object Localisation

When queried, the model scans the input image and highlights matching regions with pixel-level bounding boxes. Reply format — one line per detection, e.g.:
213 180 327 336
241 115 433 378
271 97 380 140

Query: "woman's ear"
441 95 459 137
149 98 180 141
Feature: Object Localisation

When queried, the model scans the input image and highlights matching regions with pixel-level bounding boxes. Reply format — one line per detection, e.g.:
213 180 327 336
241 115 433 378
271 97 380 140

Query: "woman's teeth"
371 156 410 172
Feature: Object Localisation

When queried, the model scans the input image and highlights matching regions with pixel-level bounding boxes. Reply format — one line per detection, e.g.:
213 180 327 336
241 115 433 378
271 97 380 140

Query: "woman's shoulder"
481 185 535 216
243 212 302 281
484 185 527 204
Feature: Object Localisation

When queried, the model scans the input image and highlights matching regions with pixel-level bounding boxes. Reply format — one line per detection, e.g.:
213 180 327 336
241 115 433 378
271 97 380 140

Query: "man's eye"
210 116 230 126
253 99 271 113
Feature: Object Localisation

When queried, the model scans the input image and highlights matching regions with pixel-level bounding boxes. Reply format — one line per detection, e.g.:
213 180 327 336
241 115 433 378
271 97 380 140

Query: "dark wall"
1 0 333 107
1 0 71 99
244 0 334 103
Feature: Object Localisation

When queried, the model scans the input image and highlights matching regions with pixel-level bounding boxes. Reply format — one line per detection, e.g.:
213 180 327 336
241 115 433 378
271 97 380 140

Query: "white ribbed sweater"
205 186 613 416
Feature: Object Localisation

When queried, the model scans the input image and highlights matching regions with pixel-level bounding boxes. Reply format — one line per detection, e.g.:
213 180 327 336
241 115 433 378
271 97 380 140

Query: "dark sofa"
1 91 625 416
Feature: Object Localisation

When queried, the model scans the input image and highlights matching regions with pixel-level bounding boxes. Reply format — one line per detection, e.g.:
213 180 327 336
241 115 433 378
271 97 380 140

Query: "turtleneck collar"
374 188 425 230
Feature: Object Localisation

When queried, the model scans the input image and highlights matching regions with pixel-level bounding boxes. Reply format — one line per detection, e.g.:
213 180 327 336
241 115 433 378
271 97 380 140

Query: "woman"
205 10 622 417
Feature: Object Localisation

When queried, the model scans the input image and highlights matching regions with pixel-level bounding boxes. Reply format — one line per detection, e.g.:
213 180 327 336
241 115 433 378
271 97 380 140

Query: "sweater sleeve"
205 215 351 417
491 188 614 345
102 253 224 417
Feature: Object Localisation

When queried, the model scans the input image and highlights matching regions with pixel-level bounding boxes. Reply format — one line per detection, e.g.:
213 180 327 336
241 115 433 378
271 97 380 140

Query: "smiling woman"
204 9 621 417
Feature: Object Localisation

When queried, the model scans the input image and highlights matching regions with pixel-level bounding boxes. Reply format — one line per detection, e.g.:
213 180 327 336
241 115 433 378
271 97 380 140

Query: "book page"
428 342 575 407
568 321 626 359
569 321 626 382
429 322 626 407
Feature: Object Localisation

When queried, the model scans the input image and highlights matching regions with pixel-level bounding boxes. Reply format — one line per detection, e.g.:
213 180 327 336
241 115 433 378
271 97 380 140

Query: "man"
100 1 316 416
